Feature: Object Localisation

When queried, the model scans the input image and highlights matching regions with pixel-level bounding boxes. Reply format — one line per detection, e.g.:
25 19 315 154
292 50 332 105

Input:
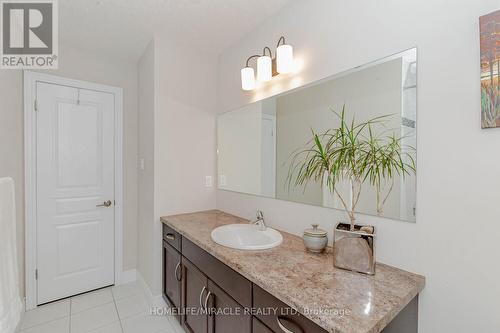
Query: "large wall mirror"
217 48 417 222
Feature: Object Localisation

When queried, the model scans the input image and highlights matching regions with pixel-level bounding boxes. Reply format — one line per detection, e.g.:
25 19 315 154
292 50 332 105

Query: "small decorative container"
333 222 376 275
303 224 328 253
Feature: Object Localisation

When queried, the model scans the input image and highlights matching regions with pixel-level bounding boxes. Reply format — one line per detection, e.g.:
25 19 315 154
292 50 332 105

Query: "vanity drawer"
163 224 181 252
253 285 328 333
182 237 252 308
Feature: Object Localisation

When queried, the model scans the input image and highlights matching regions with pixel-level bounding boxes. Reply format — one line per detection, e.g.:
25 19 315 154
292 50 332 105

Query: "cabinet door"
253 318 274 333
207 280 251 333
182 258 208 333
163 241 182 309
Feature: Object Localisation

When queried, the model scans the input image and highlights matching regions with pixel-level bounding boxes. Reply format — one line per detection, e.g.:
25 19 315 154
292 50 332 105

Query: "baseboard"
136 270 166 306
119 269 137 285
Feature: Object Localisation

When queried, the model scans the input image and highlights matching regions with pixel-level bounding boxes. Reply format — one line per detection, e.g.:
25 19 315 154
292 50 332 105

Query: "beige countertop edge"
160 210 425 333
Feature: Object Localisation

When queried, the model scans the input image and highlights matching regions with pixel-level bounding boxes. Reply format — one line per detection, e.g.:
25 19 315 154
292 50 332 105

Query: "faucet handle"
256 210 264 220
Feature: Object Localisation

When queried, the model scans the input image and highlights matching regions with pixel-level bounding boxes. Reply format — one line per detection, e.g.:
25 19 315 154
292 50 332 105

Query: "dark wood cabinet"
162 224 417 333
253 285 328 333
253 318 274 333
163 225 182 251
163 241 182 309
182 258 208 333
206 280 251 333
182 238 252 308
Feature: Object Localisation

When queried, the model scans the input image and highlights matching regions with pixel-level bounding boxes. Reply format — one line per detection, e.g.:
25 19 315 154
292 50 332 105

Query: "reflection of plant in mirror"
287 106 416 230
366 123 416 217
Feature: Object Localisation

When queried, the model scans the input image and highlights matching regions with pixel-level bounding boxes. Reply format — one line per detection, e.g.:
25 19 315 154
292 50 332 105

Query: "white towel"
0 177 22 333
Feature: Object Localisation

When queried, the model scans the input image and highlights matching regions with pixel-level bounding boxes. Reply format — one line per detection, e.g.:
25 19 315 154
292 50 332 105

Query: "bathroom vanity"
161 210 424 333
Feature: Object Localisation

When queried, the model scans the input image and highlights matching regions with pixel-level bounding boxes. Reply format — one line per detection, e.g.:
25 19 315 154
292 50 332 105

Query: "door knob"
96 200 112 207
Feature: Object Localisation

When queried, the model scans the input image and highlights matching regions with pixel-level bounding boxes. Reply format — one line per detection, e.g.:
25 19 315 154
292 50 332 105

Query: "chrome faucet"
250 210 266 231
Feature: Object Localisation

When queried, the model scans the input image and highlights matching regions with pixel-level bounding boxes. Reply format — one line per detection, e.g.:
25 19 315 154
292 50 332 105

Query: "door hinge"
35 269 38 280
34 99 38 112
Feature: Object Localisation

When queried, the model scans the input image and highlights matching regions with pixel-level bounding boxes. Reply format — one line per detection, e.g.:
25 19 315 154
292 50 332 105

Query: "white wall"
216 0 500 332
135 37 219 296
137 40 156 292
0 45 139 297
0 70 23 295
154 38 218 219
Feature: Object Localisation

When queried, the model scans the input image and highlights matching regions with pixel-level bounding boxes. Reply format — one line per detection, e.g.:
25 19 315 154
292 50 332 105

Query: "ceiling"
59 0 293 62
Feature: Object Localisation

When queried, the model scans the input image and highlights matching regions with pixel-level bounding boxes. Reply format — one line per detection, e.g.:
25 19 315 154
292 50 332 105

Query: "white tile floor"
17 281 185 333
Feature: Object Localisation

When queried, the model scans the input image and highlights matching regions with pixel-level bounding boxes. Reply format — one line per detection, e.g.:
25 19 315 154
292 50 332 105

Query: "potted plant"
287 106 415 274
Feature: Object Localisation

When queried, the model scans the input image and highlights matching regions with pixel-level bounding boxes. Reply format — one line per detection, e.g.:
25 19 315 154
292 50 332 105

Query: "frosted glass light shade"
241 67 256 90
257 56 272 82
276 44 294 74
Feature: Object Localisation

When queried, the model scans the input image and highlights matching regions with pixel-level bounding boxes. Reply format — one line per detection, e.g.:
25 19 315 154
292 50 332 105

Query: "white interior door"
36 82 115 304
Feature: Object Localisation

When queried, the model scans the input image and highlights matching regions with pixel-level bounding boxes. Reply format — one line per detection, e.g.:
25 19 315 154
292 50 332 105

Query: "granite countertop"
161 210 425 333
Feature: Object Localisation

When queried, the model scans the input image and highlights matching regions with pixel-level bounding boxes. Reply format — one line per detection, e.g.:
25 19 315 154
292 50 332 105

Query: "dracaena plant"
287 106 416 231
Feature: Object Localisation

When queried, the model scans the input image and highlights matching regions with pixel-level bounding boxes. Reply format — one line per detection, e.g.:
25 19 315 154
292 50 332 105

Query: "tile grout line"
19 299 72 332
112 295 125 333
18 315 69 332
71 289 119 333
70 300 115 315
22 286 138 333
78 301 121 333
69 298 72 333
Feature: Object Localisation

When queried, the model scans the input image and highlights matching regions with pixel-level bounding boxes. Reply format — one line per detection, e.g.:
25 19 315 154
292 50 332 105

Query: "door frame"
24 71 124 310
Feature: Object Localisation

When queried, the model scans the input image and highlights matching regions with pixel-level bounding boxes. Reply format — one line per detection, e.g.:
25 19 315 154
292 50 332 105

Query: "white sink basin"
211 224 283 250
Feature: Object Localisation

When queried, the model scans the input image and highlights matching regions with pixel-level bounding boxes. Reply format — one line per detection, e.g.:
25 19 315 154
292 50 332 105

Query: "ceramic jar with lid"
303 224 328 253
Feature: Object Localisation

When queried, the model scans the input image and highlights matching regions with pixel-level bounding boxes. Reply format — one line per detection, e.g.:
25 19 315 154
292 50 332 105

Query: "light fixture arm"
245 36 288 66
263 46 273 58
276 36 286 47
245 54 261 67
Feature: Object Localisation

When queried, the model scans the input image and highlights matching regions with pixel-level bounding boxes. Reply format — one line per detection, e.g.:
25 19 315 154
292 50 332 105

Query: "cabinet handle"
165 233 175 241
174 261 181 281
199 286 207 308
204 291 212 312
276 317 304 333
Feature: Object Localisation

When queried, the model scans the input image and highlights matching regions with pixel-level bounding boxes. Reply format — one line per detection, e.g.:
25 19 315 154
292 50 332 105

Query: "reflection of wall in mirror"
217 101 277 198
276 58 405 219
261 99 276 197
400 55 417 220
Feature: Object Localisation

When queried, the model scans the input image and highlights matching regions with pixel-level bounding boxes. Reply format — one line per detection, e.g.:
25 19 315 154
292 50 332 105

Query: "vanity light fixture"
241 65 256 91
257 47 273 82
241 36 294 91
276 36 294 74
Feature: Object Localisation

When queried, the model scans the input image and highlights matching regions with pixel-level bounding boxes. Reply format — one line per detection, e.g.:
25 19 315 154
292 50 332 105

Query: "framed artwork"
480 9 500 128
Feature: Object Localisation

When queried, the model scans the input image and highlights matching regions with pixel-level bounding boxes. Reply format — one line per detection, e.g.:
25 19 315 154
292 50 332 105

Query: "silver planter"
333 222 376 275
